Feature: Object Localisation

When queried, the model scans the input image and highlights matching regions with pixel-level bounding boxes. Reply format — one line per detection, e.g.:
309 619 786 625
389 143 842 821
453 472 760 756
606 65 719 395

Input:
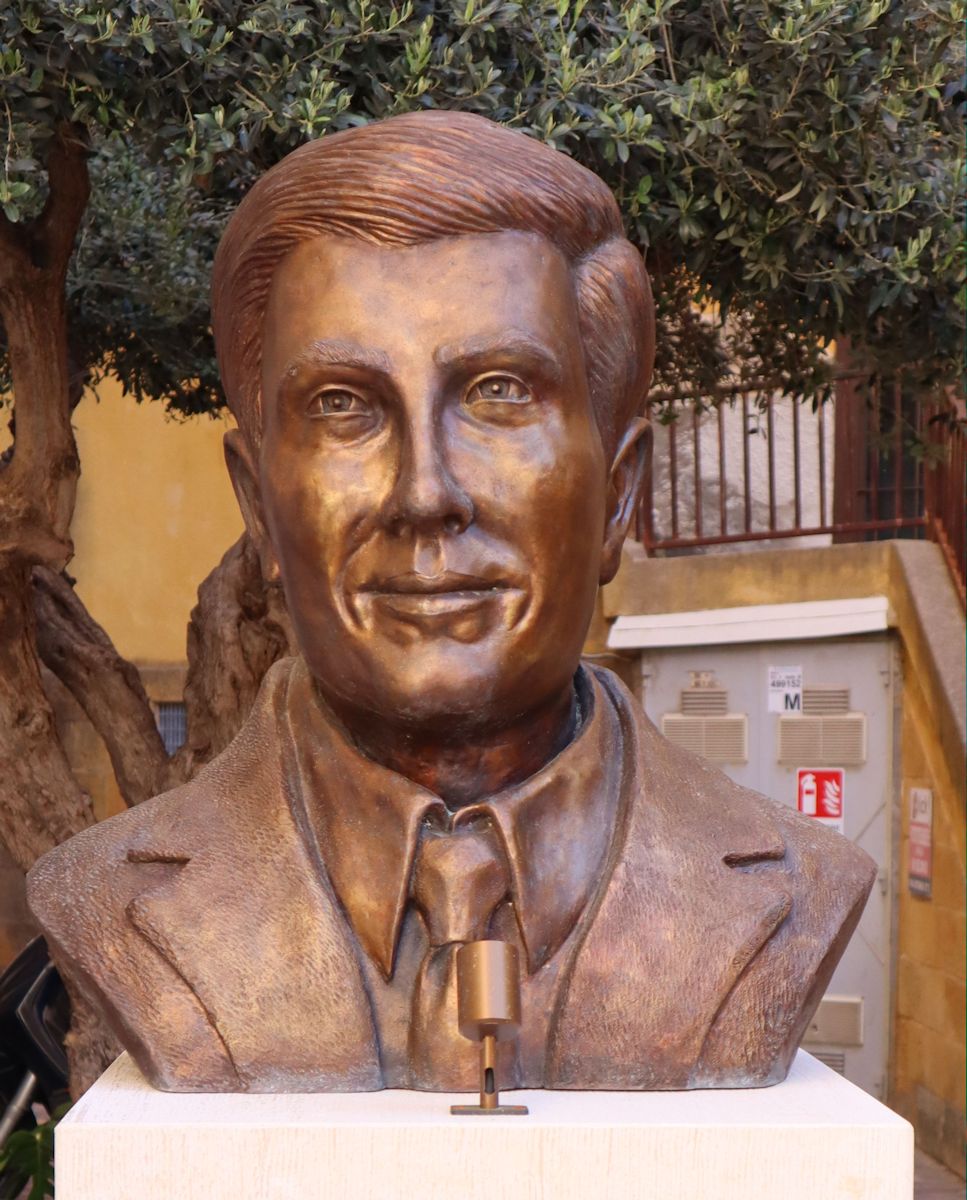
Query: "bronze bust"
27 112 875 1094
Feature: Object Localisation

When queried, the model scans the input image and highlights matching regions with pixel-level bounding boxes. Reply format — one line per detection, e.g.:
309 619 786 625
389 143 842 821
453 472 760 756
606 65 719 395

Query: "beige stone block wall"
890 659 966 1175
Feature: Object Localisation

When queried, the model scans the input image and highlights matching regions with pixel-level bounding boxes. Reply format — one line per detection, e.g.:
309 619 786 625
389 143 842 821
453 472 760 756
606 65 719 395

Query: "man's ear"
224 428 281 584
600 415 651 585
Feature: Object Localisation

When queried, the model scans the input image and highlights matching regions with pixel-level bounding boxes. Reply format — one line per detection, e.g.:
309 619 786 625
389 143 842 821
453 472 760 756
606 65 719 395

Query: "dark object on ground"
0 940 68 1128
0 936 69 1189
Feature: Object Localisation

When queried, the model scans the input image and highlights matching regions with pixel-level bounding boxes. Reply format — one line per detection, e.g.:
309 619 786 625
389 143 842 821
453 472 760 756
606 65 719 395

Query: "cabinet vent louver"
777 714 867 766
812 1050 847 1076
662 714 748 764
802 687 851 715
679 688 728 715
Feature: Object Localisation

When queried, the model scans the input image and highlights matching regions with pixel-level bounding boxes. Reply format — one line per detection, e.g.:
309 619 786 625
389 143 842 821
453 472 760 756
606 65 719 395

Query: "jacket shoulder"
27 788 182 948
624 675 879 1086
599 660 876 896
27 654 298 931
33 653 295 848
25 791 237 1089
25 656 297 1089
693 799 876 1086
772 799 877 899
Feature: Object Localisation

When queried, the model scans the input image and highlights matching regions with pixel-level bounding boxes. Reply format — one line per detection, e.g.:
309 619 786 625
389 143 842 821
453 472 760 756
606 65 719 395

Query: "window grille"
156 702 187 756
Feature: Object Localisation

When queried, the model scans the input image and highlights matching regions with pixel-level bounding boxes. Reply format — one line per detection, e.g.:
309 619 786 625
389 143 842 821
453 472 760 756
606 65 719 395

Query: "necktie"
407 821 511 1089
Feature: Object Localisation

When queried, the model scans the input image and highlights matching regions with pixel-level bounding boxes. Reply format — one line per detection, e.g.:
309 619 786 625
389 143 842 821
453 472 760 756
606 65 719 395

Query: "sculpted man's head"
212 111 654 785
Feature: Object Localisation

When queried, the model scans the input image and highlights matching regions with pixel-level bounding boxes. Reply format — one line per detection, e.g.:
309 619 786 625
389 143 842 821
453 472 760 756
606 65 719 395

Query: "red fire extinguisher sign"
797 768 845 833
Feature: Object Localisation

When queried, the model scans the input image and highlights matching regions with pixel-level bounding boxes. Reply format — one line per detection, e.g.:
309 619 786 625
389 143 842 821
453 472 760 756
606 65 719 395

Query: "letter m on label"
784 693 801 711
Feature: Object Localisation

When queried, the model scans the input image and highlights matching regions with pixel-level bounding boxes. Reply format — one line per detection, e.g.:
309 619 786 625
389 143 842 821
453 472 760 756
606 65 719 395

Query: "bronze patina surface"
27 112 875 1094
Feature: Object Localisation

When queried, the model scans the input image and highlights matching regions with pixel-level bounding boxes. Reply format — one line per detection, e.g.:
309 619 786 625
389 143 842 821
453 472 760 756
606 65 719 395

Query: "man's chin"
312 655 553 734
362 671 513 730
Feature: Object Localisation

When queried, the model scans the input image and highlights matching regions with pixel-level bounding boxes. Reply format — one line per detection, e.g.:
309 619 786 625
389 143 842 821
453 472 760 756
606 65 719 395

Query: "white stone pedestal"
56 1050 912 1200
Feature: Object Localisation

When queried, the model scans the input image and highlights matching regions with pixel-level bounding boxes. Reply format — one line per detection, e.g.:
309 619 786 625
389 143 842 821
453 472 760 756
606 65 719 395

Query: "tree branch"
32 567 171 807
38 123 92 276
172 534 294 782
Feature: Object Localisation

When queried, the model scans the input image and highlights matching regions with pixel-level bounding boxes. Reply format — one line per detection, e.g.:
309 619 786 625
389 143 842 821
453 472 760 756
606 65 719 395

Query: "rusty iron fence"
637 387 966 606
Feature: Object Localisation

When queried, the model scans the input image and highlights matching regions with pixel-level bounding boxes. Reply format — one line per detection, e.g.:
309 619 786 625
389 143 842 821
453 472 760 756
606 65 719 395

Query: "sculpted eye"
307 389 370 418
466 375 532 406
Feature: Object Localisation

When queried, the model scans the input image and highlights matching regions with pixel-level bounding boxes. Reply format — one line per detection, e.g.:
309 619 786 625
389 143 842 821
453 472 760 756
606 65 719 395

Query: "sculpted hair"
212 110 654 455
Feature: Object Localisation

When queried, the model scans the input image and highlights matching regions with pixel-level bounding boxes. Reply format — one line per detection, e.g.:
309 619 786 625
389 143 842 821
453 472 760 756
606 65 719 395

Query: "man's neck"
330 684 580 810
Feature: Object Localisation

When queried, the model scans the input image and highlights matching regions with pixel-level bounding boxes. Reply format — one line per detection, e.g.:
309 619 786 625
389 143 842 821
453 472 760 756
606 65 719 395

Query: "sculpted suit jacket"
27 659 875 1093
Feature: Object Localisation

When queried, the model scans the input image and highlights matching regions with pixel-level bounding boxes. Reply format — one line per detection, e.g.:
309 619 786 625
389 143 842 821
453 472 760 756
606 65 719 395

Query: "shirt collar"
286 659 625 980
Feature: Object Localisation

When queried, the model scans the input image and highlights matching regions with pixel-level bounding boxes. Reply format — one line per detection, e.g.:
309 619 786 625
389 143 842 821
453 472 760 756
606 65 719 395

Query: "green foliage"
70 140 229 416
0 0 963 416
0 1104 69 1200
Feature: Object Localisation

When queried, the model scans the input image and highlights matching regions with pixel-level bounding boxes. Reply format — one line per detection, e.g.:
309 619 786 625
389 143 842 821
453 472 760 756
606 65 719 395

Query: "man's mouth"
357 571 523 625
366 570 510 596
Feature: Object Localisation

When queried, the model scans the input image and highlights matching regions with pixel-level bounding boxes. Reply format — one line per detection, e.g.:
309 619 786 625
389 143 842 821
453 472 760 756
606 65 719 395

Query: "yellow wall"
893 655 966 1174
69 382 244 664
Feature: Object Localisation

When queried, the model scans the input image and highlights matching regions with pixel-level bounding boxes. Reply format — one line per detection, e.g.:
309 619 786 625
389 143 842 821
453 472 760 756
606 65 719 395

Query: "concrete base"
56 1050 913 1200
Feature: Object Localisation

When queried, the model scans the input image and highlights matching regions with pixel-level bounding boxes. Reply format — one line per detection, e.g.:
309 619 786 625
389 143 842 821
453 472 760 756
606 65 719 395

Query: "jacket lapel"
548 679 792 1089
125 662 381 1091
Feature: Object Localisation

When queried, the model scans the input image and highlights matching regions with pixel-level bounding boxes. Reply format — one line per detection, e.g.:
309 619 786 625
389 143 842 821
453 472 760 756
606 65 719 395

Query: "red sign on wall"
797 768 845 833
908 787 933 898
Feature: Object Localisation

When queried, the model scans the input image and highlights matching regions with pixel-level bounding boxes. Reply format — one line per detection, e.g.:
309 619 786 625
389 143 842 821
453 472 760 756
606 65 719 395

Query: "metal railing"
637 389 965 605
923 407 966 607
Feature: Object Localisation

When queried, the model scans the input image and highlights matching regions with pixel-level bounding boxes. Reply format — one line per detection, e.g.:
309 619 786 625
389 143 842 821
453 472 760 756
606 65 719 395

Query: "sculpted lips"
370 569 508 594
356 569 525 630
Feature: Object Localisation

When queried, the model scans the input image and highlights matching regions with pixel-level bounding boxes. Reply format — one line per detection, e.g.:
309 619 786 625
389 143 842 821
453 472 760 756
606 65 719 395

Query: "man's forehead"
267 227 569 284
260 229 581 379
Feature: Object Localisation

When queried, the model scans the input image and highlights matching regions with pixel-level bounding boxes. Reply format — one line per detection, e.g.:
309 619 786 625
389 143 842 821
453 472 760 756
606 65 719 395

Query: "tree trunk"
0 563 94 871
0 126 123 1092
0 126 94 871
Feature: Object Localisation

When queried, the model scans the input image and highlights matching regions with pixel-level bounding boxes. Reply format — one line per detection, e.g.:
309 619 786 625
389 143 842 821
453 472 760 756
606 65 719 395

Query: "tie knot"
411 824 509 947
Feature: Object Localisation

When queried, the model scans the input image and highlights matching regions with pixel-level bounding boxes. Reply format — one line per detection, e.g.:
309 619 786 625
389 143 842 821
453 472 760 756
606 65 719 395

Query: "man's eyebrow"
284 339 393 376
433 333 564 383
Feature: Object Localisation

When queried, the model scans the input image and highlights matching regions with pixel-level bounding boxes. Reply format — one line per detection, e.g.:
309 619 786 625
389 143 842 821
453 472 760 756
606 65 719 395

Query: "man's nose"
384 413 474 537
